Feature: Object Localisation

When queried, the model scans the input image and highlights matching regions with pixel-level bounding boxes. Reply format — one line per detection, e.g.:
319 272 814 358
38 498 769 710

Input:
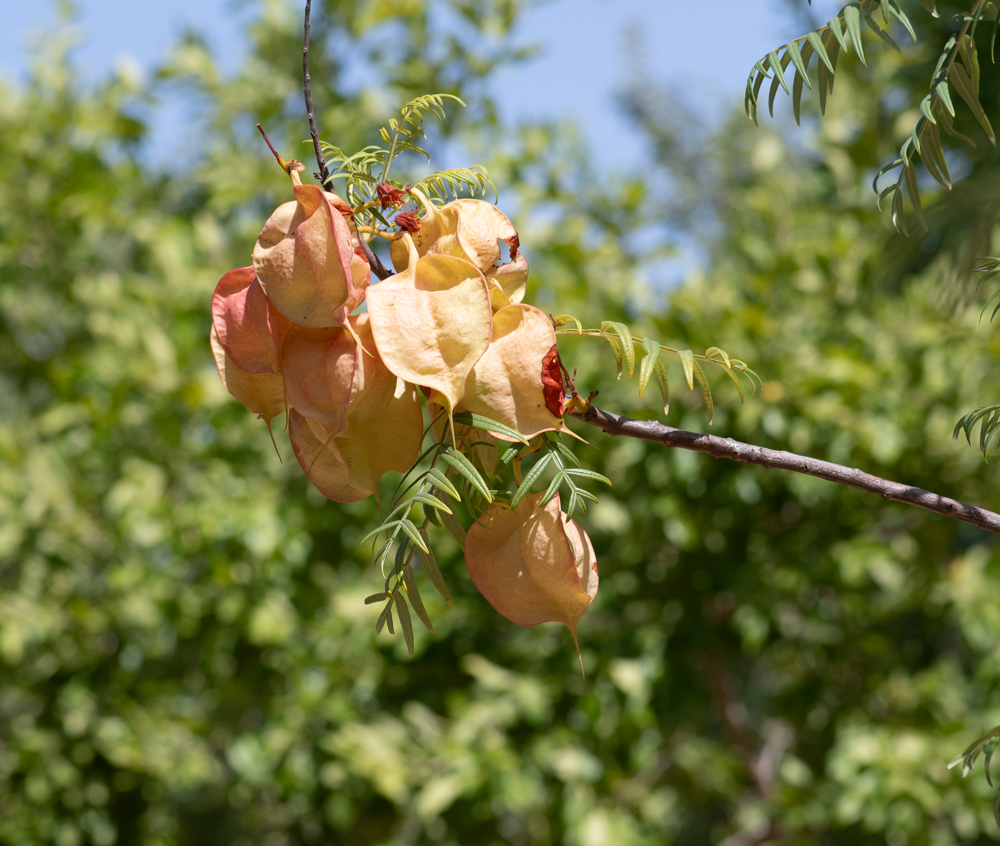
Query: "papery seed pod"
459 304 571 440
252 184 368 328
465 493 598 649
287 315 422 502
211 267 290 375
390 189 528 312
367 235 492 420
210 325 286 424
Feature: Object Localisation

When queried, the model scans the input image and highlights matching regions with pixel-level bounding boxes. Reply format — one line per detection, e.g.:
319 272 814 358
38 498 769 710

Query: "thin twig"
302 0 330 188
360 238 393 281
570 405 1000 534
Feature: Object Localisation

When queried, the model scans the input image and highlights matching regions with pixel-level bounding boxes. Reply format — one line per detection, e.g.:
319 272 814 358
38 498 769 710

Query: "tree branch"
302 0 330 189
570 405 1000 534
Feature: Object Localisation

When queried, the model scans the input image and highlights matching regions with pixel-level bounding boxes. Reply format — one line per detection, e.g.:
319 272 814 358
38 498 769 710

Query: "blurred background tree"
5 0 1000 844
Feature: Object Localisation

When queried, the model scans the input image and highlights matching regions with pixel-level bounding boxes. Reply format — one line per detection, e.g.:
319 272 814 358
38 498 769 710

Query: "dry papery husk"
367 234 492 420
464 492 598 669
389 189 528 312
287 315 422 503
252 184 368 328
212 267 290 375
210 325 286 425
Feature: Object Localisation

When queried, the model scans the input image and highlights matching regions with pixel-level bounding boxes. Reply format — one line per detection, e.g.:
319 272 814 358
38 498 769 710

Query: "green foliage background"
6 1 1000 843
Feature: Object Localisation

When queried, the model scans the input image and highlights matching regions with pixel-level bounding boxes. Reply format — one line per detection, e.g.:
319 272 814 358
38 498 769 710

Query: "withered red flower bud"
541 344 565 419
377 182 406 209
394 210 421 233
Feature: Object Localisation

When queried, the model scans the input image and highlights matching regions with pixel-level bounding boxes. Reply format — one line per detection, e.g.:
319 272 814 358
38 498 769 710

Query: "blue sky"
1 0 845 168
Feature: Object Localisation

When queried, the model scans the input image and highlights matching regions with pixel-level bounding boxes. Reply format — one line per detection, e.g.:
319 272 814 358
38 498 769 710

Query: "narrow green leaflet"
807 31 835 72
602 321 635 378
403 563 435 633
692 361 715 425
426 467 461 501
678 349 696 391
375 601 393 635
902 162 927 230
395 591 415 658
552 440 582 468
843 3 867 65
787 41 811 89
417 535 453 606
950 63 996 144
364 592 388 605
768 50 789 93
398 518 429 553
653 357 670 415
453 411 529 444
410 492 453 516
540 470 566 507
511 452 553 508
639 338 662 398
441 449 493 502
438 509 466 550
564 467 612 486
604 334 624 380
552 313 583 333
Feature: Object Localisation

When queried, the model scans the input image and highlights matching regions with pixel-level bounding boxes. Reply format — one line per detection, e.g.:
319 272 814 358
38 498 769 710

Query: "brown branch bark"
302 0 330 188
570 405 1000 534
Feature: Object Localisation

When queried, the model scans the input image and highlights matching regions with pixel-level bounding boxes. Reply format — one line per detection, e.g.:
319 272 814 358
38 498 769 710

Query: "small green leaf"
361 520 404 548
417 528 453 605
692 361 715 425
453 411 529 444
552 313 583 333
364 592 388 605
602 321 635 378
399 518 429 553
426 467 461 501
395 590 415 657
950 63 996 143
639 339 662 398
438 509 466 551
827 15 849 53
787 41 811 89
376 601 393 635
511 453 554 508
566 490 581 521
403 563 435 633
807 31 835 72
540 471 565 507
410 492 454 516
653 357 670 416
843 3 867 65
768 50 789 93
678 349 696 391
604 334 624 380
564 467 612 486
441 449 492 502
552 440 582 468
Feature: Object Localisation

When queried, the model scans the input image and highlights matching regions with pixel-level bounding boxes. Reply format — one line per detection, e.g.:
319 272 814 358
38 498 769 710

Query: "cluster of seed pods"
211 181 598 644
